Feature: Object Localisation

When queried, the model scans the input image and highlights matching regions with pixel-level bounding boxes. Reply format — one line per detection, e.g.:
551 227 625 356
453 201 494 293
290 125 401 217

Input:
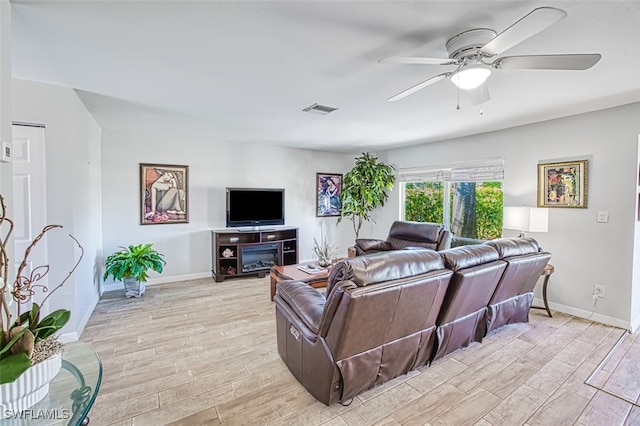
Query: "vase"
0 352 62 415
124 277 145 298
317 257 330 268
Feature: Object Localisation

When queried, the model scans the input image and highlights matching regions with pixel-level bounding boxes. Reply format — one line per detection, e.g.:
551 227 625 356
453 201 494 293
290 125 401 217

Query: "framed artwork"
141 163 189 224
316 173 342 217
537 160 588 208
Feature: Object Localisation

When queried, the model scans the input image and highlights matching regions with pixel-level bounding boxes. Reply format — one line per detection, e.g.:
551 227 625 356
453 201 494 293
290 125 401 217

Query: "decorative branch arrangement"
0 194 84 384
312 223 337 267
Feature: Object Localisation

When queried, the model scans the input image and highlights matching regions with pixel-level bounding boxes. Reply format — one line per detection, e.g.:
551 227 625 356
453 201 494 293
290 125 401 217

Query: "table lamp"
503 206 549 237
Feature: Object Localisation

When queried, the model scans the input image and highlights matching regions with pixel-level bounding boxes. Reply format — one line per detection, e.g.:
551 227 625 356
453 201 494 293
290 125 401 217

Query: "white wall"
382 103 640 329
100 129 356 289
12 79 103 339
632 136 640 331
0 0 12 218
0 1 14 323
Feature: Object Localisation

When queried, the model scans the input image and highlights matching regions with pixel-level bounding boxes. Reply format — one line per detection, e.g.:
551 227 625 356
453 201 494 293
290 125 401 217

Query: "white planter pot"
124 278 145 298
0 352 62 415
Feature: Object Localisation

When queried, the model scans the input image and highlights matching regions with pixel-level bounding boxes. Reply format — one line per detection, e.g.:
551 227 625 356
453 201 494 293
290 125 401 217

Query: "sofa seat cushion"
276 280 325 336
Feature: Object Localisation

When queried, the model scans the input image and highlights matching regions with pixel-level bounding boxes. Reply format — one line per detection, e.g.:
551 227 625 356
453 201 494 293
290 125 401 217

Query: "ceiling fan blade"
468 83 491 105
379 56 455 65
387 73 450 102
494 54 601 70
480 7 567 57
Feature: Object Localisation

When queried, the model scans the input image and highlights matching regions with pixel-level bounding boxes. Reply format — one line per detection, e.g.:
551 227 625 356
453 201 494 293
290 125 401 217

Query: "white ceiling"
10 1 640 153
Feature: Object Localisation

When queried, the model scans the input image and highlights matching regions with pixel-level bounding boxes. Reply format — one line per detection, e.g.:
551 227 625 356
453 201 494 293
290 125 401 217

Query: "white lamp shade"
451 65 492 90
503 206 549 233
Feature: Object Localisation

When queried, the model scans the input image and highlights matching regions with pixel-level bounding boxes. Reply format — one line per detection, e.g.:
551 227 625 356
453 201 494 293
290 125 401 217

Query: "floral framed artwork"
537 160 588 208
141 163 189 224
316 173 342 217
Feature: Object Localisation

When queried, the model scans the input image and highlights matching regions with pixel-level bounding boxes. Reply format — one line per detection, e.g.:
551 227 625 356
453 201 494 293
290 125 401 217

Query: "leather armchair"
483 237 551 335
354 220 452 256
274 250 453 405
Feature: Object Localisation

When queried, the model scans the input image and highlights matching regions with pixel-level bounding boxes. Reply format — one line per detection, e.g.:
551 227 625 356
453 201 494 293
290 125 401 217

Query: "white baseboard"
59 292 100 343
102 272 213 293
534 297 631 330
630 312 640 333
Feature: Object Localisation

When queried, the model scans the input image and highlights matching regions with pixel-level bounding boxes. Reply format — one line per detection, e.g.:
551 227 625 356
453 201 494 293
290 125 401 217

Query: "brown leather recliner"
274 250 453 405
354 220 452 255
483 237 551 335
432 244 507 361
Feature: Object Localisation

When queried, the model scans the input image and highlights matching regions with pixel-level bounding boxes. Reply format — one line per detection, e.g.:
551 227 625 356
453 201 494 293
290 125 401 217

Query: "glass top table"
3 341 102 426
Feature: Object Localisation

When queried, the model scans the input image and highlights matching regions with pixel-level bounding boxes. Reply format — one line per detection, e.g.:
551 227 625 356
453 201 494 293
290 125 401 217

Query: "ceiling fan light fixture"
451 64 492 90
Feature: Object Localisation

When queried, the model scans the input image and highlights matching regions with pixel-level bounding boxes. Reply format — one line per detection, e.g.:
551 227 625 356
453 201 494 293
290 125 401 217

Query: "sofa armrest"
276 280 326 336
355 238 392 253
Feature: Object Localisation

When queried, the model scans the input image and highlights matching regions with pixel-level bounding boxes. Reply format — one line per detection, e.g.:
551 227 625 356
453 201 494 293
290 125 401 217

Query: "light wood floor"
81 276 639 426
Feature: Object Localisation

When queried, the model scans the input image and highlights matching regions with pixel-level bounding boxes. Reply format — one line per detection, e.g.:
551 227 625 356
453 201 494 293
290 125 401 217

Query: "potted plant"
103 244 166 298
339 152 396 242
312 223 337 267
0 194 84 411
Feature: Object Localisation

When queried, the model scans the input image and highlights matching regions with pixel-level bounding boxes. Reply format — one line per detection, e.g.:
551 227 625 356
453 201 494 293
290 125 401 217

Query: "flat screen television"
226 188 285 227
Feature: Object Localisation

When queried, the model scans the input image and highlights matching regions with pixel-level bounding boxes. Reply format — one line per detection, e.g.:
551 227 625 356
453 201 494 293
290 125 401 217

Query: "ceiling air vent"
302 103 338 115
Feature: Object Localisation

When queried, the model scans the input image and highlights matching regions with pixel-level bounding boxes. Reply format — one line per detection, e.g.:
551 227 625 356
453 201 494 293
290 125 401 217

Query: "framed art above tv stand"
211 227 298 282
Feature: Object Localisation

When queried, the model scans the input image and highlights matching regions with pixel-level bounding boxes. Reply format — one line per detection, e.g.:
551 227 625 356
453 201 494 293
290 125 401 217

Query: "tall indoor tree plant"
339 152 396 240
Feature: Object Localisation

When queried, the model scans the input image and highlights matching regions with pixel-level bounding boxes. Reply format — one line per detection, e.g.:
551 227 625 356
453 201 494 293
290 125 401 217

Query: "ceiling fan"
380 7 601 105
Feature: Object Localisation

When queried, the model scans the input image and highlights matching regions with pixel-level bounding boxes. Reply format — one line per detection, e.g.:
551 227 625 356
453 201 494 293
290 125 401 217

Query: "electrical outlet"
593 285 605 299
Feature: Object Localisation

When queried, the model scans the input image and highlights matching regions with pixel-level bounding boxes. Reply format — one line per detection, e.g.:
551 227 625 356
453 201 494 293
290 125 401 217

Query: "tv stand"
211 227 298 282
236 226 276 232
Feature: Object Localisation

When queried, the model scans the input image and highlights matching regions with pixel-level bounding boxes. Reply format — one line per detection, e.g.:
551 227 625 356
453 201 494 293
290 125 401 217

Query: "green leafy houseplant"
339 152 396 239
103 244 165 297
0 194 84 384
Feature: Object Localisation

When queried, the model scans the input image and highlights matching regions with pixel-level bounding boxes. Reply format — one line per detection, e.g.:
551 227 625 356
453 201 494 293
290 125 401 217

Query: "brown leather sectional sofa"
274 237 551 405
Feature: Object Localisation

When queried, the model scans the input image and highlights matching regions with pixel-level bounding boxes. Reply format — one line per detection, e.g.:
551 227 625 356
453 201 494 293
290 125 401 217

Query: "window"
400 159 504 245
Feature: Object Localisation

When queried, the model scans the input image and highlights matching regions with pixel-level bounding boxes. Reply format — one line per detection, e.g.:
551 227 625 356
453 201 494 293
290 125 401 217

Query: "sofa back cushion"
485 237 551 302
441 244 500 271
485 237 540 258
437 245 507 324
321 251 452 360
388 220 443 241
386 221 445 250
326 249 444 294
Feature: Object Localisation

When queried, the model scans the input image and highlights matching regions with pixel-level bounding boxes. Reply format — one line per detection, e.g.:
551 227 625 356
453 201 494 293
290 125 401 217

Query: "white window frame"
399 158 505 235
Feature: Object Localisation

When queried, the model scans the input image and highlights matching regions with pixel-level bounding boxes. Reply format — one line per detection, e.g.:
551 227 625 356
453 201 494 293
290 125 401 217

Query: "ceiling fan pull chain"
456 84 461 110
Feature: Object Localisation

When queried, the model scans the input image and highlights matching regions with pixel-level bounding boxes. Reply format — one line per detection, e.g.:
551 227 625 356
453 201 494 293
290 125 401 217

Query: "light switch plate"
597 211 609 223
1 141 11 163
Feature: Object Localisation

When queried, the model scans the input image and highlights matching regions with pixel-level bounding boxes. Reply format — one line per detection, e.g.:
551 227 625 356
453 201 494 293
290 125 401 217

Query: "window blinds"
398 158 505 183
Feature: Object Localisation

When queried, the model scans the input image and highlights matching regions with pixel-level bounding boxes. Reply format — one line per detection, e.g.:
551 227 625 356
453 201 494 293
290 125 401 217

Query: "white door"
12 124 49 310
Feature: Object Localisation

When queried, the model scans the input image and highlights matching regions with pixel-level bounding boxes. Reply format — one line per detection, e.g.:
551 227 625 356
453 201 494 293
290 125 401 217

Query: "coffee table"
270 263 329 301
